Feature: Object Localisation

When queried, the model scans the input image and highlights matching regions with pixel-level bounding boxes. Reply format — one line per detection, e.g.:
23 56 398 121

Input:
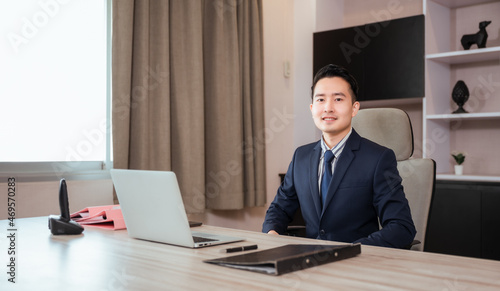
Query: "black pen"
225 244 258 253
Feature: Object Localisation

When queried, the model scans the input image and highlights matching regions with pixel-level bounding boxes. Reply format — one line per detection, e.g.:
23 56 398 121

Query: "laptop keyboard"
193 236 217 243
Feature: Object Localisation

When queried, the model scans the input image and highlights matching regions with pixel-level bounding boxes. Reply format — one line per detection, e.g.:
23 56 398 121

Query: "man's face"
310 77 359 140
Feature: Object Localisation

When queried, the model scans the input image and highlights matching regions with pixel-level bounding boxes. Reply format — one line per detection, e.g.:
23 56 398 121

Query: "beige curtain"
112 0 265 212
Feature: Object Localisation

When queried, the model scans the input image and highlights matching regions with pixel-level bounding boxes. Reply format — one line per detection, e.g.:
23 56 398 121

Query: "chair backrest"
397 159 435 251
352 108 414 161
352 108 436 251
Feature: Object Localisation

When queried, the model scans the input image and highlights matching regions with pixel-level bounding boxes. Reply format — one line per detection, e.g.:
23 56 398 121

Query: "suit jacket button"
320 230 325 235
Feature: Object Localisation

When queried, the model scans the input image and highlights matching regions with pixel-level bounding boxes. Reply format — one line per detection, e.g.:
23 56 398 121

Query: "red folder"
71 205 126 230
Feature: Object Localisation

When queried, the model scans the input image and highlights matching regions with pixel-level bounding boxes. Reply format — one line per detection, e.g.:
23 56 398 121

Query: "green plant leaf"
452 153 465 165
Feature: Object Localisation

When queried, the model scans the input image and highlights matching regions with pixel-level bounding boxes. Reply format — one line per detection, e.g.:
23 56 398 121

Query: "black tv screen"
313 15 424 101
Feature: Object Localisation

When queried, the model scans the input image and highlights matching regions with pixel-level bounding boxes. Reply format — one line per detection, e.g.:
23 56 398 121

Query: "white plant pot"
454 165 463 175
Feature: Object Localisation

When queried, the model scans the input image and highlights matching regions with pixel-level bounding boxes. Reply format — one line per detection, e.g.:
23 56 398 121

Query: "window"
0 0 112 179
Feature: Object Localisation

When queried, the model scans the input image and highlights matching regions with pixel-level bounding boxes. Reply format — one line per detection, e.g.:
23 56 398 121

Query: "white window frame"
0 0 113 182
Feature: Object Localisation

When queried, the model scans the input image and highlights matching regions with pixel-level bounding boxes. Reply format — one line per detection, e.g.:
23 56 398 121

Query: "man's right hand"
267 230 279 235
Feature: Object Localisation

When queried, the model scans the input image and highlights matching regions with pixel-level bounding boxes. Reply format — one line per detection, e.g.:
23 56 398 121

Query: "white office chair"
352 108 436 251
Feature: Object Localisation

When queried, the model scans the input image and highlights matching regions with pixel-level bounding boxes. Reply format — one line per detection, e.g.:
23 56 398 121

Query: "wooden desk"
2 217 500 290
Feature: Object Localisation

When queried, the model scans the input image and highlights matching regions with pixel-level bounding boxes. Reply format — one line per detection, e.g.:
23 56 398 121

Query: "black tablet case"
204 243 361 275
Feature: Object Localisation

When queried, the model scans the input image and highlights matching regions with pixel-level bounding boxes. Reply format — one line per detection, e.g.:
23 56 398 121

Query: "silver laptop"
110 169 244 248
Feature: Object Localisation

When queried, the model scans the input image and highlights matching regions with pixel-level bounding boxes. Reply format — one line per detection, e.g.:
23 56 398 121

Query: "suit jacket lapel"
309 141 323 218
321 129 361 216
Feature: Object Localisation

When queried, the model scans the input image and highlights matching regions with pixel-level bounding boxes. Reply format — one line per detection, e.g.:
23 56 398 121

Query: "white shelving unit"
320 0 499 181
426 46 500 64
427 112 500 120
436 174 500 182
430 0 495 8
424 0 500 180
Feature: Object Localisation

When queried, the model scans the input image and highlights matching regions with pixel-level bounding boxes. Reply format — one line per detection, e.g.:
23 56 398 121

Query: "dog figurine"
461 21 492 50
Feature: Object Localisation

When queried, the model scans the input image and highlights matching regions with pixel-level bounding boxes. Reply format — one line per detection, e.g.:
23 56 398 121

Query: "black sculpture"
452 80 470 114
48 178 84 235
461 21 491 50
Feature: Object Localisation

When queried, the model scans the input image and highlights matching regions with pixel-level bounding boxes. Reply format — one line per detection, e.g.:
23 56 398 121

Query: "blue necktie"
321 150 335 206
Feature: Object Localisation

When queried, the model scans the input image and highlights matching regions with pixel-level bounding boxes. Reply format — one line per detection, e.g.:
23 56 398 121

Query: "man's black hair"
311 64 359 102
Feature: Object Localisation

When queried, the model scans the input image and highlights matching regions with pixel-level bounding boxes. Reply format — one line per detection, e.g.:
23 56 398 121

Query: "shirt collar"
321 127 352 155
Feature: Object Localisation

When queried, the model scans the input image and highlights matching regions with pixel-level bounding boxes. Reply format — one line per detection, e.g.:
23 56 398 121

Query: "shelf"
425 0 500 178
437 174 500 182
430 0 498 9
426 46 500 64
426 112 500 120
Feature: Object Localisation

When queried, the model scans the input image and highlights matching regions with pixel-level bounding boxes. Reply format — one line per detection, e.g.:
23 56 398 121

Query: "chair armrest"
404 239 421 250
286 225 306 237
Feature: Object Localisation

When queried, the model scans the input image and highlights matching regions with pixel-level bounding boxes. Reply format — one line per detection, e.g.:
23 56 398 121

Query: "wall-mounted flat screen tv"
313 14 424 101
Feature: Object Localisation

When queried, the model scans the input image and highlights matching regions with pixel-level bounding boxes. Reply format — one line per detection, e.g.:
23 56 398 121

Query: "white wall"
293 0 319 148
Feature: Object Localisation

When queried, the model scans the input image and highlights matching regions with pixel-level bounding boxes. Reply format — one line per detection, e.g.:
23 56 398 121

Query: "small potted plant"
451 152 466 175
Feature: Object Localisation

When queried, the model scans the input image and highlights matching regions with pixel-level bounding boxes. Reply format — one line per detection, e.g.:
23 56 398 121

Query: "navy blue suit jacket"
262 129 416 248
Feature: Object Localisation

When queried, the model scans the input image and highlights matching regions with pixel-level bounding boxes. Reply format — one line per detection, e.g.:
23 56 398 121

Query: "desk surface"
2 217 500 290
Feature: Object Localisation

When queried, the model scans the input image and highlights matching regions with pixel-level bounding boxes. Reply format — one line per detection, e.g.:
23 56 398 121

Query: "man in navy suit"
262 64 416 248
